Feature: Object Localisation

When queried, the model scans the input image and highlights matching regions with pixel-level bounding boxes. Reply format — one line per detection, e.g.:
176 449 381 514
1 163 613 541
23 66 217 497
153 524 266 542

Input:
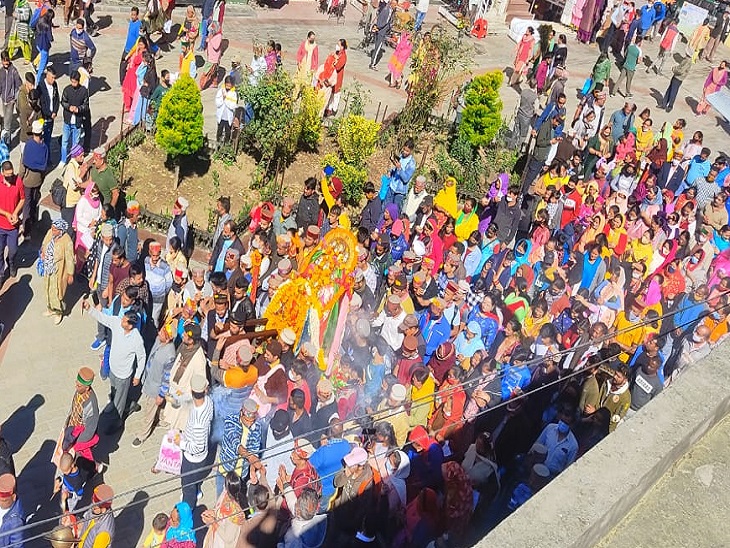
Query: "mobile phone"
91 292 100 306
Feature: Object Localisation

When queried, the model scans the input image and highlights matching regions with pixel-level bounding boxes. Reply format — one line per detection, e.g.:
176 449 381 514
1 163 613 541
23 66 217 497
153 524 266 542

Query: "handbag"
50 178 67 207
36 250 45 277
580 77 593 96
155 430 183 475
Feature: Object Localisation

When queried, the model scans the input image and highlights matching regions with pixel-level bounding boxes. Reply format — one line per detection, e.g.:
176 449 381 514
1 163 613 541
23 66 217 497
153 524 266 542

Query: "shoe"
54 315 63 325
128 402 142 414
609 93 615 97
96 462 107 474
43 310 55 317
666 107 672 112
131 437 143 448
90 338 105 351
197 489 203 501
626 93 633 98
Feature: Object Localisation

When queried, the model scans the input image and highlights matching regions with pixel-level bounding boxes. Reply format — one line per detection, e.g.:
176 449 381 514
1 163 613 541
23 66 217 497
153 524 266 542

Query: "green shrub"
296 86 324 152
459 71 503 148
155 75 204 159
337 114 381 168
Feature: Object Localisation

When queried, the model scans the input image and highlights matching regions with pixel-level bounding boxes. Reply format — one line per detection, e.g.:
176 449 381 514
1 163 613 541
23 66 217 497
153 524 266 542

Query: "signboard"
677 1 709 37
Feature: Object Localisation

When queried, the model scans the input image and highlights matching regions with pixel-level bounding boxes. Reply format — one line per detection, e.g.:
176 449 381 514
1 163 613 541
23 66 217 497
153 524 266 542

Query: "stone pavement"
0 4 729 546
595 413 730 548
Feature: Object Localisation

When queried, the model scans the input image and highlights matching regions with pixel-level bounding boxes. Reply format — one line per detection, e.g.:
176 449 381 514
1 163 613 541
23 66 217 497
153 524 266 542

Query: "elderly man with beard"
131 323 177 448
598 364 631 432
273 197 297 236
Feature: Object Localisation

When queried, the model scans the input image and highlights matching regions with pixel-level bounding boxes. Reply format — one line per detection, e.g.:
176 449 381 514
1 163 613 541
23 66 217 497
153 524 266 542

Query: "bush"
296 86 324 152
459 71 503 148
238 69 297 168
337 114 380 168
155 75 204 159
321 152 368 206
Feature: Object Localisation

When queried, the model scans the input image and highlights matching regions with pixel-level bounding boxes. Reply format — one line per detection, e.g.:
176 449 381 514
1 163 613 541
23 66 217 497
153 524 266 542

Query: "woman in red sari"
697 61 728 115
122 38 148 113
510 27 535 85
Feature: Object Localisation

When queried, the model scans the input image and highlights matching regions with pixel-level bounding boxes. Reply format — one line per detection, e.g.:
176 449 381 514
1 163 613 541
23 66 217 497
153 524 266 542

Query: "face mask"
712 311 722 320
692 332 703 343
629 311 640 322
288 370 298 382
672 159 680 166
632 271 641 279
335 45 341 52
698 236 707 243
506 196 514 203
690 256 699 264
557 420 570 434
668 265 676 274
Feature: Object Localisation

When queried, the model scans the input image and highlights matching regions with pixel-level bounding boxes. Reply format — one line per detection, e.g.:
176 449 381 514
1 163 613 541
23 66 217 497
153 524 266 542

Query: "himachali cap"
127 200 140 213
240 254 252 268
445 280 460 294
173 267 188 280
387 294 401 307
389 261 403 275
175 197 189 211
149 240 162 252
92 484 114 508
190 374 208 393
100 224 114 238
31 119 44 134
533 463 550 478
402 250 418 264
306 225 320 239
293 438 314 459
355 318 371 338
184 322 202 341
277 234 292 246
357 245 368 262
399 313 419 332
390 383 407 402
229 307 246 326
317 377 334 394
301 341 317 357
0 474 16 497
277 258 293 275
77 367 95 386
422 257 435 270
402 335 418 352
354 269 365 282
280 327 296 346
261 203 275 222
268 274 283 289
431 297 445 309
237 344 253 364
343 446 368 467
242 398 259 416
230 54 242 65
457 280 470 294
392 273 408 290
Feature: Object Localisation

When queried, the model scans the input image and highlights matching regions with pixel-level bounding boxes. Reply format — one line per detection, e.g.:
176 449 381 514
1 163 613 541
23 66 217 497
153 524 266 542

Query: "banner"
677 2 709 37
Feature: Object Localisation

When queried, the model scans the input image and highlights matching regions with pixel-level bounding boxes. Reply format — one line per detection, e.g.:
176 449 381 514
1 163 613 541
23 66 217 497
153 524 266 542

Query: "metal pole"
381 105 388 123
375 101 381 121
419 143 430 169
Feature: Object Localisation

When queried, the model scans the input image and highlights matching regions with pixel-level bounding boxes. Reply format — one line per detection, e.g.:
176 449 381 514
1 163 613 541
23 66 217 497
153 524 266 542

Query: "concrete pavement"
0 3 730 546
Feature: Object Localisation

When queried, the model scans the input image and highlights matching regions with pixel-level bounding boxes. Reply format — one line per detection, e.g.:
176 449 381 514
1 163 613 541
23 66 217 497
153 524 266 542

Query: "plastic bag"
155 430 183 475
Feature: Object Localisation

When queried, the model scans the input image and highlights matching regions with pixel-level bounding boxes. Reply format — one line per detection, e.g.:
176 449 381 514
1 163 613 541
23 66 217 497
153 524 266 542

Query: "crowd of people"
0 0 729 547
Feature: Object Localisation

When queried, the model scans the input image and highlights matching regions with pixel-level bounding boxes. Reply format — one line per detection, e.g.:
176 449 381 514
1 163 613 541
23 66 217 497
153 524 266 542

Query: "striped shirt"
180 396 213 463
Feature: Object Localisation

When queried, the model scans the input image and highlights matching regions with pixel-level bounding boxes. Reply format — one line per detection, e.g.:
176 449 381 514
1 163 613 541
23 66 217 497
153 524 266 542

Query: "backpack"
50 178 67 207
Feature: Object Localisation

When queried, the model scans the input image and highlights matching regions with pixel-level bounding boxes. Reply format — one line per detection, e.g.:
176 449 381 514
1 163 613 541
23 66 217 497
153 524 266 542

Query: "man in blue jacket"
0 474 24 547
418 298 451 363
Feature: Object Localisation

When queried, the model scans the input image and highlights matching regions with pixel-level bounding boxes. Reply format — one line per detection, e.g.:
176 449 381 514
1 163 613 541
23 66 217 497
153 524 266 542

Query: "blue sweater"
22 138 48 172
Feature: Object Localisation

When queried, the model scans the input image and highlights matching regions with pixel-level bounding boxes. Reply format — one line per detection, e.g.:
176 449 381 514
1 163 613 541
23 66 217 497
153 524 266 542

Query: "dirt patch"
125 138 260 231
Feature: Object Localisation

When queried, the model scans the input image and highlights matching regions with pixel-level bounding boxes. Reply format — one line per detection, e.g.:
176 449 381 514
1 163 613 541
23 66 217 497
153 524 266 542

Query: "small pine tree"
459 71 504 148
155 75 204 186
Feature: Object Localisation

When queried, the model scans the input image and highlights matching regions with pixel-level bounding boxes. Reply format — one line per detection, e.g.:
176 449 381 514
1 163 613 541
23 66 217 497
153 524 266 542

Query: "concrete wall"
478 345 730 548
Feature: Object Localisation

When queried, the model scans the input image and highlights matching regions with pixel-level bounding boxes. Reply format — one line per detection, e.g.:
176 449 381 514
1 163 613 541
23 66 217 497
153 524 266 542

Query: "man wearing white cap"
21 121 48 237
376 383 409 445
402 174 429 222
166 196 189 254
330 445 376 539
145 241 172 327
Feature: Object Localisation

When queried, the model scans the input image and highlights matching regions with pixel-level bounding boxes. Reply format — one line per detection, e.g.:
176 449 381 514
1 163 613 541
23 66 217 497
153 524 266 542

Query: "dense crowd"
0 0 729 546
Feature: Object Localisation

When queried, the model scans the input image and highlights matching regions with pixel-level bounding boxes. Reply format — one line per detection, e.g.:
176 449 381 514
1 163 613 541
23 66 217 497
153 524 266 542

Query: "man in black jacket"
208 219 245 272
60 70 89 166
295 177 319 230
0 51 21 144
37 66 59 147
369 0 397 70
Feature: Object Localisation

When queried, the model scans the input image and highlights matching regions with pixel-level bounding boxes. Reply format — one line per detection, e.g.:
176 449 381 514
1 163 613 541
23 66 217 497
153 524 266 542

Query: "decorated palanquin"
264 228 358 373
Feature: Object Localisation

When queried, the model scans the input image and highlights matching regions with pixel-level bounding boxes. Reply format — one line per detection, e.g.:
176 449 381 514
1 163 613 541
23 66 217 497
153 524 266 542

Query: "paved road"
595 413 730 548
0 4 729 546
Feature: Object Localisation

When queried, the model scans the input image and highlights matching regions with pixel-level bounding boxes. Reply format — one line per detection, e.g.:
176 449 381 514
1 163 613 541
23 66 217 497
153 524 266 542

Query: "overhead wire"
2 292 722 546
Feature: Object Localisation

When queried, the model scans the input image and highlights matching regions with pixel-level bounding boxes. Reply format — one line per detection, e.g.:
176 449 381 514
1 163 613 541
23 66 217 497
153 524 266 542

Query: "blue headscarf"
165 502 195 542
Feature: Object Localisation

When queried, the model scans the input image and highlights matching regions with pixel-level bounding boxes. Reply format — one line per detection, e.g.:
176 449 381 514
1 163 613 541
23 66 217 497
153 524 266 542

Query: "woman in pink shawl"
73 183 101 268
614 133 636 162
388 31 413 89
697 61 728 115
121 39 147 114
648 238 677 276
509 27 535 85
